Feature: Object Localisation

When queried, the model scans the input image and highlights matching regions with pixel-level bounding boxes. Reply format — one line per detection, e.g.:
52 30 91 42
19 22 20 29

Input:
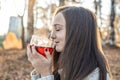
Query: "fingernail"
31 44 34 46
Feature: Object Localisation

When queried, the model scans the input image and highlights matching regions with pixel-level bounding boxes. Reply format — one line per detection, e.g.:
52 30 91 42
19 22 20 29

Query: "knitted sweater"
31 68 110 80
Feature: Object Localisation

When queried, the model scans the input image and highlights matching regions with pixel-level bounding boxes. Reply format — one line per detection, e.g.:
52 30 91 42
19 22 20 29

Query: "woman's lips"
55 42 59 46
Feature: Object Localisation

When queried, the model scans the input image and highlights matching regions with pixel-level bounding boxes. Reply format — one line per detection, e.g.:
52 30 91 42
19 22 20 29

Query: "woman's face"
51 12 66 52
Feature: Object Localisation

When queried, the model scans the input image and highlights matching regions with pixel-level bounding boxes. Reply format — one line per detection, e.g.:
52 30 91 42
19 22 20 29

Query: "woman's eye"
54 25 61 31
55 27 60 31
56 29 60 31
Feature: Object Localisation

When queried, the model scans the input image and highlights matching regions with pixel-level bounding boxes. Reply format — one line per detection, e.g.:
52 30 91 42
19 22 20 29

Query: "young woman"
27 6 112 80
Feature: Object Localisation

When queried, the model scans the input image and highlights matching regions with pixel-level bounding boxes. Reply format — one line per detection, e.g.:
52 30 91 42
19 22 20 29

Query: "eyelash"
56 28 60 31
53 25 61 31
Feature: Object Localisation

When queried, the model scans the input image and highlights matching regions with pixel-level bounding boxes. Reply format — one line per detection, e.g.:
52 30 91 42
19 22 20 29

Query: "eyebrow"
53 24 63 27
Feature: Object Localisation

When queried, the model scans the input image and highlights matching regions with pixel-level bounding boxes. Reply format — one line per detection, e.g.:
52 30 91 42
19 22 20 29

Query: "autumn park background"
0 0 120 80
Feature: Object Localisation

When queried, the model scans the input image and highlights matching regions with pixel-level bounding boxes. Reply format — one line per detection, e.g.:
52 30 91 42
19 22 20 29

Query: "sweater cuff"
31 69 54 80
31 69 41 80
37 75 54 80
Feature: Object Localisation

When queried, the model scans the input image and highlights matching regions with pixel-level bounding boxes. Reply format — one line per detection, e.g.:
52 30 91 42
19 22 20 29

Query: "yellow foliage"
2 32 22 49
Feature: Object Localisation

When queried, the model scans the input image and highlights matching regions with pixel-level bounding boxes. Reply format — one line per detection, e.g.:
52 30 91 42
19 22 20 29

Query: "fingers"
31 45 38 55
27 44 52 74
44 48 52 61
31 46 47 61
27 44 51 64
27 44 33 61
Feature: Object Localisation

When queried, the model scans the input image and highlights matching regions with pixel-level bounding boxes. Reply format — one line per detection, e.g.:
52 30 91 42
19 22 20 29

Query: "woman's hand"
27 44 52 77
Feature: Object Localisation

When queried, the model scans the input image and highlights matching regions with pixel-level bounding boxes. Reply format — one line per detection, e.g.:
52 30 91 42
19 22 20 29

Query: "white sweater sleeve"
31 69 54 80
37 75 54 80
31 68 110 80
83 68 110 80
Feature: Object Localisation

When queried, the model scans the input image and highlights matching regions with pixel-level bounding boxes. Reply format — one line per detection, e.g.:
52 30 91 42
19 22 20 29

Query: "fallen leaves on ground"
0 45 120 80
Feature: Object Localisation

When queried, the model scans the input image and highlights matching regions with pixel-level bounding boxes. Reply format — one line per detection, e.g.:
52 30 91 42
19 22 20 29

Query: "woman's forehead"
52 13 65 26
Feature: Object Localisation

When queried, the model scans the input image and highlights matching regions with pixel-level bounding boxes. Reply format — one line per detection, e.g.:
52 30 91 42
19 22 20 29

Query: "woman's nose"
50 31 56 40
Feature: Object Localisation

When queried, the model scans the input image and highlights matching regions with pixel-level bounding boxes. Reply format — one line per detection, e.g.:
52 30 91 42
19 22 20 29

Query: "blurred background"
0 0 120 80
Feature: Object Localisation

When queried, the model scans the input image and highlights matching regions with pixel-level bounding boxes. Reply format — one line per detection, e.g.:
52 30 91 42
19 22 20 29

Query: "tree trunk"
99 0 102 26
94 0 98 14
27 0 36 42
21 16 25 48
94 0 103 43
16 0 26 49
98 0 102 36
59 0 65 6
109 0 115 45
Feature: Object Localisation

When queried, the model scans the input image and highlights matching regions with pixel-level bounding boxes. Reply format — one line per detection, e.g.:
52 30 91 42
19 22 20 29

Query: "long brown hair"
52 6 111 80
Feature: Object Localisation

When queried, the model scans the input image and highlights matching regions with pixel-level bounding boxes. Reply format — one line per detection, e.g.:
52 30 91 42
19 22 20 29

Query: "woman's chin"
55 47 62 52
